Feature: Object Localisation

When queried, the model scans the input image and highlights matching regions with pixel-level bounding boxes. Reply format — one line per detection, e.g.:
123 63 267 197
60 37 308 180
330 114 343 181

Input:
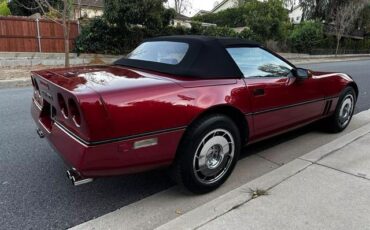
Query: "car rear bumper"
31 98 184 177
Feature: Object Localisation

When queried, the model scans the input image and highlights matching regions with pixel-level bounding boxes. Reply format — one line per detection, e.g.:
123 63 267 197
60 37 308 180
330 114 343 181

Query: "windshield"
127 41 189 65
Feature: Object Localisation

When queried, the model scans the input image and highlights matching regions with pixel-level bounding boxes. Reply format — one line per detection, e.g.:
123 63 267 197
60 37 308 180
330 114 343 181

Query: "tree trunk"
63 0 70 67
64 26 70 67
335 35 341 56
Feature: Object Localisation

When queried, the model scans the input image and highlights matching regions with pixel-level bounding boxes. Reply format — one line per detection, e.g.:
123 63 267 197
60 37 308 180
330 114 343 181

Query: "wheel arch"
347 82 359 99
183 104 249 147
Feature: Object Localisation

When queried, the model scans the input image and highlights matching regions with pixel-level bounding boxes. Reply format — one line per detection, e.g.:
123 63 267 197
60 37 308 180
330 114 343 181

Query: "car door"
227 47 326 139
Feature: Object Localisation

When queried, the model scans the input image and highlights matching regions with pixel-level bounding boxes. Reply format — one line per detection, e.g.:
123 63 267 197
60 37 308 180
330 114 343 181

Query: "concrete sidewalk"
158 122 370 230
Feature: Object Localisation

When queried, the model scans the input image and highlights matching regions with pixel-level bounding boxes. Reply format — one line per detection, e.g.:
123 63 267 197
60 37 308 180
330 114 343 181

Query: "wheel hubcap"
338 94 354 127
206 144 223 169
193 129 235 185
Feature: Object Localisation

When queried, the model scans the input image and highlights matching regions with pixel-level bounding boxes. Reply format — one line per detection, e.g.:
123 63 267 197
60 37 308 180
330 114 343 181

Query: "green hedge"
75 18 370 55
288 21 324 53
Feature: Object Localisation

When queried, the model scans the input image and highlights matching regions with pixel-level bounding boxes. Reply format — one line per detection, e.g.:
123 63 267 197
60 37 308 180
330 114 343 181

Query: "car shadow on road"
240 121 323 160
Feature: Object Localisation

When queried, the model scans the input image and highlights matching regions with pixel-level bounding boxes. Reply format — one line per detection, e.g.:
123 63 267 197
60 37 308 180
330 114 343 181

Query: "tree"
193 0 290 42
104 0 173 31
0 0 11 16
173 0 190 14
8 0 62 16
243 0 290 42
7 0 71 66
32 0 73 67
331 0 366 55
299 0 330 21
283 0 298 11
76 0 176 54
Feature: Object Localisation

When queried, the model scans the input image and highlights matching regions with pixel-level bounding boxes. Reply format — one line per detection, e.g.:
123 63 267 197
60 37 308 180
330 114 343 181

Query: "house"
73 0 104 20
288 4 303 24
171 13 192 28
208 0 303 24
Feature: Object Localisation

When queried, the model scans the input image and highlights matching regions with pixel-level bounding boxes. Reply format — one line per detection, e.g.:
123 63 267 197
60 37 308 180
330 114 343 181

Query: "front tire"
326 87 356 133
172 114 241 194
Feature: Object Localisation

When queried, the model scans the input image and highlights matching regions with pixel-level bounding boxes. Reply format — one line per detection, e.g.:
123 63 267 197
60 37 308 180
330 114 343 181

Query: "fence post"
77 20 80 35
35 18 42 52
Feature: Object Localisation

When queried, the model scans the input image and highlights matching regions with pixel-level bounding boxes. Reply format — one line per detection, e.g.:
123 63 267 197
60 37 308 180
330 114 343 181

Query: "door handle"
253 88 265 96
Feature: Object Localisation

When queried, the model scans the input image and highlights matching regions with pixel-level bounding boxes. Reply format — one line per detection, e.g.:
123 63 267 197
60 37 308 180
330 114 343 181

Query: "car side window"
227 47 294 78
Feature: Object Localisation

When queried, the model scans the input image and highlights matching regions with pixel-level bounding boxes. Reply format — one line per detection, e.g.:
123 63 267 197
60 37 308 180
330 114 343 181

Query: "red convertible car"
31 36 358 193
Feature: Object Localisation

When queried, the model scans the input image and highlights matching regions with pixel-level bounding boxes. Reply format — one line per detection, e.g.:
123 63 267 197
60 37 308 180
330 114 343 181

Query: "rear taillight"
57 94 68 118
68 99 81 127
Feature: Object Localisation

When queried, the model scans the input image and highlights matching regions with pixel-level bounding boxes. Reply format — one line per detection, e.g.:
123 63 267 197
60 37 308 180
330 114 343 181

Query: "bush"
243 0 290 42
75 18 149 55
288 21 324 53
75 19 242 55
0 1 10 16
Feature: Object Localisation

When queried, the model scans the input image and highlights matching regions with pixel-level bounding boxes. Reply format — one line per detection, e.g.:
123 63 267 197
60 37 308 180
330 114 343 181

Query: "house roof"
175 13 190 21
114 35 261 79
211 0 234 13
73 0 104 8
194 10 210 17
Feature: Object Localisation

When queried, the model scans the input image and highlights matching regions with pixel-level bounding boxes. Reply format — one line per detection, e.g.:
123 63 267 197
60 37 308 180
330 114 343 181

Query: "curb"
0 78 31 89
291 56 370 65
156 112 370 230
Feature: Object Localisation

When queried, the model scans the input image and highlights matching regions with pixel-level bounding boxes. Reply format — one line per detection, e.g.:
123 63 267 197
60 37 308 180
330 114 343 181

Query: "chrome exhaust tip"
66 168 94 186
36 128 45 138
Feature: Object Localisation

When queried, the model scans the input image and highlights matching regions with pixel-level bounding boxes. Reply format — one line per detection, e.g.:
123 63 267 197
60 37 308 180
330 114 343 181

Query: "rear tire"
325 87 356 133
172 114 241 194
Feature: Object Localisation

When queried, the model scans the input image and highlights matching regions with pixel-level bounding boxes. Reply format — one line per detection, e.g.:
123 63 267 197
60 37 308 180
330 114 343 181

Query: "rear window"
127 41 189 65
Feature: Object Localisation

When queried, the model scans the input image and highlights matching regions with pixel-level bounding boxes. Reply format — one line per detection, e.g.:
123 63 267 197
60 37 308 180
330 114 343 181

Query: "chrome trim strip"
38 119 51 134
55 122 88 147
54 121 186 147
245 96 339 116
33 98 42 111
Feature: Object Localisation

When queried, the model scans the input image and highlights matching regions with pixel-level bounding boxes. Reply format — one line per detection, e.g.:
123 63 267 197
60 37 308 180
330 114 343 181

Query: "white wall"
172 19 192 28
289 6 303 24
74 7 103 19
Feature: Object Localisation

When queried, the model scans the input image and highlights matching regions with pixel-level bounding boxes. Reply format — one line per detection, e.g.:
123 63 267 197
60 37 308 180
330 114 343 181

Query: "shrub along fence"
0 16 79 53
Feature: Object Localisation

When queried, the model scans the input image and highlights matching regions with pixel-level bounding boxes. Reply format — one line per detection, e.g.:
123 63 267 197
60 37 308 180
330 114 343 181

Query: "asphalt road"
0 60 369 229
299 60 369 114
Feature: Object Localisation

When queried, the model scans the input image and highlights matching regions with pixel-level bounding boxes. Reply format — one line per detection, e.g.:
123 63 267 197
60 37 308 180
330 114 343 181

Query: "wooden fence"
0 16 79 53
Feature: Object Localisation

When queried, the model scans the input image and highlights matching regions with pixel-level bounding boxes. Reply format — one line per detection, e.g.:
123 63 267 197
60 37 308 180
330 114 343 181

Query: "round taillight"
57 94 68 118
68 99 81 127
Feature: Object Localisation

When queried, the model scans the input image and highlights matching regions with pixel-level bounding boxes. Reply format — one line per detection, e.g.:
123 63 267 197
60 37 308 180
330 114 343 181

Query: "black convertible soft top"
114 35 261 79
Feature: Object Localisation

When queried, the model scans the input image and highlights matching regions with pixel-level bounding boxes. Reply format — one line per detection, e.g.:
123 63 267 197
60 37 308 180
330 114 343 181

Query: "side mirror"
293 68 311 79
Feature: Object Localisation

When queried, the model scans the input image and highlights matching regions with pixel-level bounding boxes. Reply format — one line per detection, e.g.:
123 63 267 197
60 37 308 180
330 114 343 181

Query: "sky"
167 0 220 16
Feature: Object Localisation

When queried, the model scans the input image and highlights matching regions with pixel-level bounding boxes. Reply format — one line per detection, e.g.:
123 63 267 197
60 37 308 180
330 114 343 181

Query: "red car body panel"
31 64 355 178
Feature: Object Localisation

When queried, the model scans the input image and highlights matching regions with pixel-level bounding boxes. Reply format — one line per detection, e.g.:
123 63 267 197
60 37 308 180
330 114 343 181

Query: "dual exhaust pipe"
37 129 94 186
66 168 94 186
